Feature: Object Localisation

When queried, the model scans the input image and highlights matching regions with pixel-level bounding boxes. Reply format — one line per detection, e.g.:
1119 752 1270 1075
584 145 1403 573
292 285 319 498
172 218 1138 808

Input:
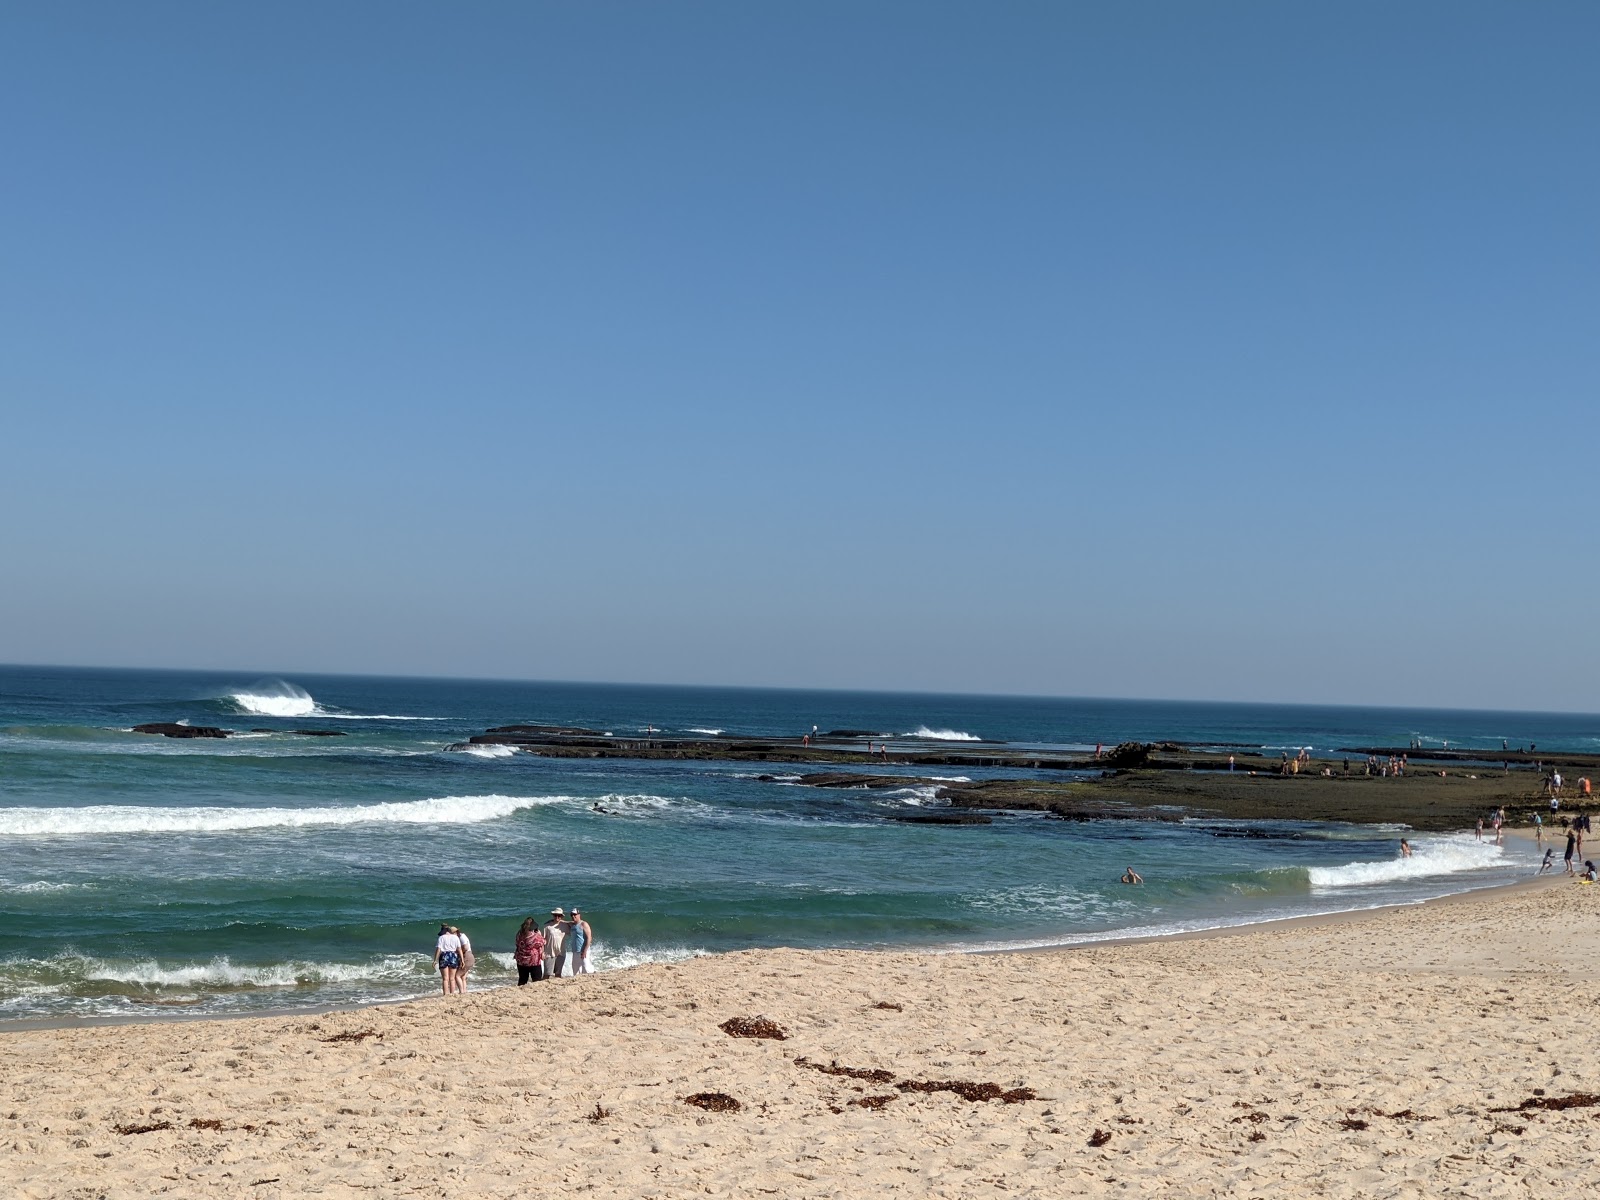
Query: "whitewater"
0 665 1554 1022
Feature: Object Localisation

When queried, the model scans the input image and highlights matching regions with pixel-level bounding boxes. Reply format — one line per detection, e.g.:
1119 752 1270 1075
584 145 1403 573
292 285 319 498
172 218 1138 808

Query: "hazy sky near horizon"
3 4 1597 711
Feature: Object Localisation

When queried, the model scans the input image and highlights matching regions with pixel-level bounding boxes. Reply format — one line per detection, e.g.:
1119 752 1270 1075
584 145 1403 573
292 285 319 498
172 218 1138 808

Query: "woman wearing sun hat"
543 908 566 978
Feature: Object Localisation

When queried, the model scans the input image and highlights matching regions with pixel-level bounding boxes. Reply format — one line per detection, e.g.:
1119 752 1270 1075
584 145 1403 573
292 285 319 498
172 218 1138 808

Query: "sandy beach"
7 873 1596 1199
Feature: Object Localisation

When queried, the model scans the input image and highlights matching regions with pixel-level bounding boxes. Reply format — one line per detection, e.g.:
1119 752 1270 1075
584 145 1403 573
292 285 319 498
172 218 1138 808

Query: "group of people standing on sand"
511 907 594 984
432 909 596 995
432 924 475 994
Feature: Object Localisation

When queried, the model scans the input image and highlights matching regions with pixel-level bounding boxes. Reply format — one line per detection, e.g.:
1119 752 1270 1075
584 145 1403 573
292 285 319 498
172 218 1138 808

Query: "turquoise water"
2 665 1578 1021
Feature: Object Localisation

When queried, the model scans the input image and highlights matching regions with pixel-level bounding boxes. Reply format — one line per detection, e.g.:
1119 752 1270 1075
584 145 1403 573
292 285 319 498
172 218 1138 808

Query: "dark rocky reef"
132 723 229 739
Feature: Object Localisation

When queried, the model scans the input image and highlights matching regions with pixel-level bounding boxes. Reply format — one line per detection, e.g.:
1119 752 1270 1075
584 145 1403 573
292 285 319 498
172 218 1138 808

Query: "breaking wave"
906 727 981 742
224 680 316 718
216 679 442 721
0 794 565 837
457 744 518 759
1307 835 1504 889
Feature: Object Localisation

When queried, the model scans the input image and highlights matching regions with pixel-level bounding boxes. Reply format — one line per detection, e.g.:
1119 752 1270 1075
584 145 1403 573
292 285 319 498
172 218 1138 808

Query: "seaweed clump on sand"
684 1092 742 1113
796 1058 896 1084
320 1029 382 1044
896 1079 1037 1104
719 1016 788 1040
1491 1092 1600 1113
851 1094 898 1109
113 1120 174 1136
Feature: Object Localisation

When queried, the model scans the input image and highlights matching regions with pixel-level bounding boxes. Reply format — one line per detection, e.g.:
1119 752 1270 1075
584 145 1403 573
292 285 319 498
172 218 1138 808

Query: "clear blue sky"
3 4 1596 710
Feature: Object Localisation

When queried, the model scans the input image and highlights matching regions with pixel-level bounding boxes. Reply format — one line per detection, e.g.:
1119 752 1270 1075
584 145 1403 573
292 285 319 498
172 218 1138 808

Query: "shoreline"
4 833 1551 1034
10 870 1600 1197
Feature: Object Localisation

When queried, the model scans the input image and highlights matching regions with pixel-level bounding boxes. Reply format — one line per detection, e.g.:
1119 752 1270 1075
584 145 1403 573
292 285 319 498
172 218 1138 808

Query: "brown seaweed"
684 1092 742 1113
896 1079 1036 1104
718 1016 788 1040
1491 1092 1600 1114
796 1057 896 1084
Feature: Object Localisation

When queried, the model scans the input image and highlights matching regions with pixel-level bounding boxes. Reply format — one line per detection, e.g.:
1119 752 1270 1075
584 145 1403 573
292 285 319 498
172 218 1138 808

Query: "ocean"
2 664 1585 1023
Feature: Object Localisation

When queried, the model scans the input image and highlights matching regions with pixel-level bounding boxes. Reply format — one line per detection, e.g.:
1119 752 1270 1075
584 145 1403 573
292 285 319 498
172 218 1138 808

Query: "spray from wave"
1307 835 1504 889
0 794 565 837
223 680 317 718
455 744 518 760
906 727 982 742
215 679 442 721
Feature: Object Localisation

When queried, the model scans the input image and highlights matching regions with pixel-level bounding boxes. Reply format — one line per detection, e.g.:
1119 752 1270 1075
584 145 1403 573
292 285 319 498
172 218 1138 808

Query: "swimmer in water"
1400 838 1412 858
1121 867 1143 885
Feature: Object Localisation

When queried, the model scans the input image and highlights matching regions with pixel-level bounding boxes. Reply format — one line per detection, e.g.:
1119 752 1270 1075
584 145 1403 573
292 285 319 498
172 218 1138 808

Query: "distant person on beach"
1585 861 1598 883
1534 812 1543 844
452 926 474 991
1121 867 1143 885
1492 812 1503 844
1539 849 1555 874
434 923 463 995
571 908 594 974
1400 839 1412 858
544 908 567 978
1564 830 1577 875
514 917 545 985
1475 818 1483 842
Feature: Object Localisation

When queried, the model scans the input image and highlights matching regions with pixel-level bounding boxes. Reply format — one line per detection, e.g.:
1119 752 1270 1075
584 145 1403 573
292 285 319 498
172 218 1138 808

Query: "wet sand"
7 872 1597 1198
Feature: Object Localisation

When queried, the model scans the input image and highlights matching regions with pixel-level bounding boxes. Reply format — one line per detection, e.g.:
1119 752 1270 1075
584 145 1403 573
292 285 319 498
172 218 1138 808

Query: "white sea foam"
227 680 317 718
685 728 724 736
591 944 708 972
928 776 972 783
0 953 431 991
0 881 82 894
219 679 443 721
877 785 944 807
0 794 565 837
906 727 982 742
1307 835 1504 889
585 794 715 819
459 744 518 759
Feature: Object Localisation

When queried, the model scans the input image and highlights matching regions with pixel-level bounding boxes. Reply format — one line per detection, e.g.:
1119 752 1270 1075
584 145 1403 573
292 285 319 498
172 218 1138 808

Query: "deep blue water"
2 664 1580 1021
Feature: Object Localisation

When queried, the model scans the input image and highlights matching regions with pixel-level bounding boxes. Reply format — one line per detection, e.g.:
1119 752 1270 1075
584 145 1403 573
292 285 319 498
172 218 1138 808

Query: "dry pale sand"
8 877 1599 1199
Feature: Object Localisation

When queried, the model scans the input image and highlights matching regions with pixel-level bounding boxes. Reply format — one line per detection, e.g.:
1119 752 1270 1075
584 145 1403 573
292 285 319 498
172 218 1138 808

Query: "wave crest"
0 794 564 837
906 727 981 742
1308 836 1503 889
223 679 317 718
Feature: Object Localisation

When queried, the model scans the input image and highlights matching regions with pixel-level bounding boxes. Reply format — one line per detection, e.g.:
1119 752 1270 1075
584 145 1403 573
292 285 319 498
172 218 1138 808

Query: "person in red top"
513 916 546 985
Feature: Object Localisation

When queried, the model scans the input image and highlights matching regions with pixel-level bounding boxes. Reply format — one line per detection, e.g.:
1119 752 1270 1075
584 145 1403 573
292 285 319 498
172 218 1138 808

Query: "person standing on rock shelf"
544 907 566 979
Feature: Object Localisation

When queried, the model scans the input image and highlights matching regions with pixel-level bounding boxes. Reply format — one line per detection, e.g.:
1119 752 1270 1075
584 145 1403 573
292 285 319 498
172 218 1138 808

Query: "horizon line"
3 659 1599 722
